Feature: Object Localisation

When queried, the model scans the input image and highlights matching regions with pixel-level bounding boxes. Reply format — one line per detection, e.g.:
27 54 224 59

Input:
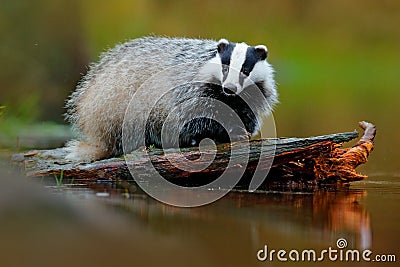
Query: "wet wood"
11 121 376 191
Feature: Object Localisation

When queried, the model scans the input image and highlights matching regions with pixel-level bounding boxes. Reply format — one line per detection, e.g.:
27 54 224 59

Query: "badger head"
200 38 277 102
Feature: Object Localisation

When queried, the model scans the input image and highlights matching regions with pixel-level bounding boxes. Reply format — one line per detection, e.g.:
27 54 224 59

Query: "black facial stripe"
219 43 236 66
219 43 235 82
241 47 261 76
222 65 229 81
239 74 245 86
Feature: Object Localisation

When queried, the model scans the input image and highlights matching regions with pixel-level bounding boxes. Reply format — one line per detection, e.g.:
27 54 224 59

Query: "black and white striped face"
212 38 271 95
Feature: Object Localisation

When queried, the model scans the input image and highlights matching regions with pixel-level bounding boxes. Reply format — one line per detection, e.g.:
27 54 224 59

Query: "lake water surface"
4 171 394 267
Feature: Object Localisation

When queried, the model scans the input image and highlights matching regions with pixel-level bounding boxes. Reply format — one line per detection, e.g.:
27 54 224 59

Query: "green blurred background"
1 0 399 172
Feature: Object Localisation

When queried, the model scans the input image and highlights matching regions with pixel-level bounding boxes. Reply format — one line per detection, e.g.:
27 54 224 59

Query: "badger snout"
222 83 238 95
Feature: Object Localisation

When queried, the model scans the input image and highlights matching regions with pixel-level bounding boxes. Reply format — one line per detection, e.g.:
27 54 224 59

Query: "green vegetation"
0 116 73 150
0 0 398 171
53 170 64 189
0 106 5 119
148 144 156 151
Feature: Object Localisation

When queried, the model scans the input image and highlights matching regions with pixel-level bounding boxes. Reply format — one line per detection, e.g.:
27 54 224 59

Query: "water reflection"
4 169 398 267
90 180 372 250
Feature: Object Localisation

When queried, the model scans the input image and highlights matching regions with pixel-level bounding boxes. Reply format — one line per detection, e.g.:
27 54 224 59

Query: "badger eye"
222 65 229 74
241 66 250 76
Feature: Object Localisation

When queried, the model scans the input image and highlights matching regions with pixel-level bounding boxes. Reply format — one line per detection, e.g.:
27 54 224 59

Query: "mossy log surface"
11 121 375 191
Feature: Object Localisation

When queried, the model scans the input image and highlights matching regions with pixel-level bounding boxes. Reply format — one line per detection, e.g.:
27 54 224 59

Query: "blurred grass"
0 0 399 171
0 116 73 151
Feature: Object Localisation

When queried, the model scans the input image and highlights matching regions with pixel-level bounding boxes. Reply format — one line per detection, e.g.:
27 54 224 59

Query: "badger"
65 36 278 161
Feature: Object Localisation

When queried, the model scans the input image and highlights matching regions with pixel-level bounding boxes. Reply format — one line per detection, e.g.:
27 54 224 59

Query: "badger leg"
178 118 251 147
65 140 110 162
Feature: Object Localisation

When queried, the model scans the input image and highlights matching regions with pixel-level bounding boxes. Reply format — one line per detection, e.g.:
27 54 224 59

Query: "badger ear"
255 45 268 60
217 38 229 53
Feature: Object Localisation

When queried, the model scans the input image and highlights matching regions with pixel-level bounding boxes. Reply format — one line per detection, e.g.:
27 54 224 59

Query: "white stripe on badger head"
223 42 248 94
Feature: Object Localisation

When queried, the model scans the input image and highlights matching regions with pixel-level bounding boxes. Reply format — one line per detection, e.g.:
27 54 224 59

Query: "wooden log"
11 121 376 191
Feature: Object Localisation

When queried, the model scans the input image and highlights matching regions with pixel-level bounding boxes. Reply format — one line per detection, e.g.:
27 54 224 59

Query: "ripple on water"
351 175 400 194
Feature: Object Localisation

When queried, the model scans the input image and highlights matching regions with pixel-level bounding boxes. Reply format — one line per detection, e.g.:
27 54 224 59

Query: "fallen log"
11 121 375 191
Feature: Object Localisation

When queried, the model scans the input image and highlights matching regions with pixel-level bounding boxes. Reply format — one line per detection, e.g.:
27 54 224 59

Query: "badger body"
66 37 278 161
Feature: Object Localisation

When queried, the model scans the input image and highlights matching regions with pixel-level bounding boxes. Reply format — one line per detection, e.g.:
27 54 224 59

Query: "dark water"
1 169 397 267
92 175 400 267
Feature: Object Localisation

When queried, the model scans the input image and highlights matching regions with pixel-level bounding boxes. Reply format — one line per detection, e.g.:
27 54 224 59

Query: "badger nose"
223 83 237 95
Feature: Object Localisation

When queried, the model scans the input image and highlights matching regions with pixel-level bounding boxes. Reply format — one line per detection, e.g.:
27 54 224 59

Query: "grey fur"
65 36 278 161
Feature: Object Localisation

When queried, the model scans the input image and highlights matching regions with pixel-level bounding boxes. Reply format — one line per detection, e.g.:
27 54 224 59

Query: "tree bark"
11 121 376 191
